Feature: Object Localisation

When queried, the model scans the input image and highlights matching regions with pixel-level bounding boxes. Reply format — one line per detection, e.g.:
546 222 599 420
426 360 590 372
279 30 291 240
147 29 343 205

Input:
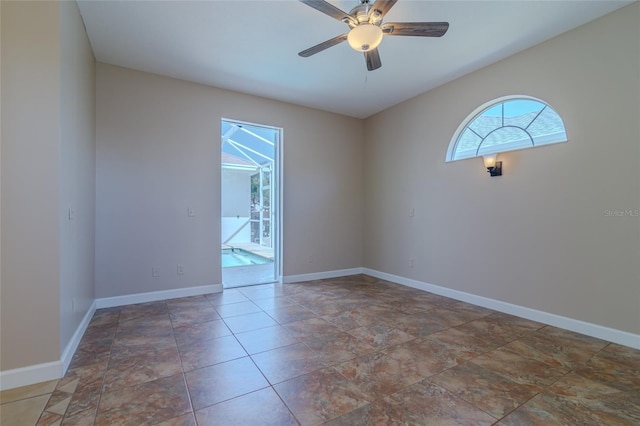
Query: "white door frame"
221 118 282 285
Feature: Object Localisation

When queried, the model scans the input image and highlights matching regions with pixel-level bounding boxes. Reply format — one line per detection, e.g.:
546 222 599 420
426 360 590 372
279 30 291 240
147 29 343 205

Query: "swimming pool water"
222 248 271 268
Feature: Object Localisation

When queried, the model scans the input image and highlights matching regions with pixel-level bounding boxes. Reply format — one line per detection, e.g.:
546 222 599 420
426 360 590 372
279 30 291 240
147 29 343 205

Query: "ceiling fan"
298 0 449 71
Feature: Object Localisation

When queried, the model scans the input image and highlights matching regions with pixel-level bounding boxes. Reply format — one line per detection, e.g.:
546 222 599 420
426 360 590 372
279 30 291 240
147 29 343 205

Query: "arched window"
446 96 567 162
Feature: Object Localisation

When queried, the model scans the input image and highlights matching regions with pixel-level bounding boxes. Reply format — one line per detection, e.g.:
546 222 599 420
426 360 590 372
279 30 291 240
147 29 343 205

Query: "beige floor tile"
56 378 79 394
46 395 71 416
0 380 58 404
0 394 50 426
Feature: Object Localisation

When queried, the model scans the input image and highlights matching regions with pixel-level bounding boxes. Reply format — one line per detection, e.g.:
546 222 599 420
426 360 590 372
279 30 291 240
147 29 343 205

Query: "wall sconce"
483 154 502 177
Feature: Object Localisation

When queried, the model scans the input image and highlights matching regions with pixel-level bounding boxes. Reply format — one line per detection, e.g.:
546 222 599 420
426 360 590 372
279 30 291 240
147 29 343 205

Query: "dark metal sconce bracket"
487 161 502 177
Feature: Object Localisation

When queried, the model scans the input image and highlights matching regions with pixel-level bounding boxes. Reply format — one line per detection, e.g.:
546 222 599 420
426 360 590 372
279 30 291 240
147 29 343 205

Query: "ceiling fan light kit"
347 24 383 52
298 0 449 71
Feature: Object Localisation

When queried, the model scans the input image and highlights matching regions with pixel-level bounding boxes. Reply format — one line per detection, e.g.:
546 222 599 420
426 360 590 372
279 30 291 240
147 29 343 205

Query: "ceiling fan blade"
381 22 449 37
298 34 348 57
299 0 356 26
365 48 382 71
369 0 398 19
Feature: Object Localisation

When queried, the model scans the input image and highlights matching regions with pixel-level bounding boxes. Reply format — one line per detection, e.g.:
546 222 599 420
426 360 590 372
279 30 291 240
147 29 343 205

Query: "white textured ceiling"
77 0 633 118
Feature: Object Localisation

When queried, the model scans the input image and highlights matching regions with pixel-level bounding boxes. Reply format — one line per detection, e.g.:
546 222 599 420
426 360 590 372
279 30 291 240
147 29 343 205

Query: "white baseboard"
0 283 222 391
0 361 62 392
61 302 97 374
363 268 640 350
3 268 637 392
283 267 364 284
0 301 98 391
95 284 222 309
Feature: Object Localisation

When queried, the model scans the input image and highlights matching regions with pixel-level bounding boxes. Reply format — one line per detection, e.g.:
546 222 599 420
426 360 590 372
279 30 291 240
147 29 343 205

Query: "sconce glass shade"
347 24 383 52
483 154 497 168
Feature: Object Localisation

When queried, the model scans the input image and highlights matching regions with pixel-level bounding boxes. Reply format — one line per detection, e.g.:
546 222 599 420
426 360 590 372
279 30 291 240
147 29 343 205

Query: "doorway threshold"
222 263 278 288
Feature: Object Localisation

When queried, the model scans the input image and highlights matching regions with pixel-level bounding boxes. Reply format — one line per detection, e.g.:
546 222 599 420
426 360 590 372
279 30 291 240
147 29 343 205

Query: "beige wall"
0 0 96 373
95 64 364 298
1 1 62 370
59 1 97 352
364 3 640 334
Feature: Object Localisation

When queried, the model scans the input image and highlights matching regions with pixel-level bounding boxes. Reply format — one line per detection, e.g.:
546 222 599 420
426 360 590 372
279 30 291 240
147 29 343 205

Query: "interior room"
1 0 639 424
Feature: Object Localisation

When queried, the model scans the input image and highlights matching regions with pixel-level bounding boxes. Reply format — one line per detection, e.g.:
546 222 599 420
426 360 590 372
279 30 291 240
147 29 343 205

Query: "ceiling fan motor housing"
350 1 382 26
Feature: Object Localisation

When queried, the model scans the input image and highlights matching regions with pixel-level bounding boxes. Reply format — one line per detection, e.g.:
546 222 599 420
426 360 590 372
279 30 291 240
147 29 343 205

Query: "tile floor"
1 275 639 425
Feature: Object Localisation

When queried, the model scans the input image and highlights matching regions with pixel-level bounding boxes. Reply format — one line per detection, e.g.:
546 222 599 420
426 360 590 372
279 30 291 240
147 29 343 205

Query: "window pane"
504 99 543 117
469 107 501 138
448 97 567 162
483 104 503 117
478 127 532 156
504 100 543 128
454 128 482 160
528 106 566 144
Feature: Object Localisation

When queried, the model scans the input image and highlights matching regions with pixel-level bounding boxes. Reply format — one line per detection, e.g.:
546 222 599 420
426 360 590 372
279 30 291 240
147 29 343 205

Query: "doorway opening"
221 119 281 288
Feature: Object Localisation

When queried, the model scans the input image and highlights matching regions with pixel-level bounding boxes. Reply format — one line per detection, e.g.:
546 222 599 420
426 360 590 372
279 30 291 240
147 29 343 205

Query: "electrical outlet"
187 208 195 217
152 267 160 277
177 264 184 275
409 207 414 217
408 258 414 268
